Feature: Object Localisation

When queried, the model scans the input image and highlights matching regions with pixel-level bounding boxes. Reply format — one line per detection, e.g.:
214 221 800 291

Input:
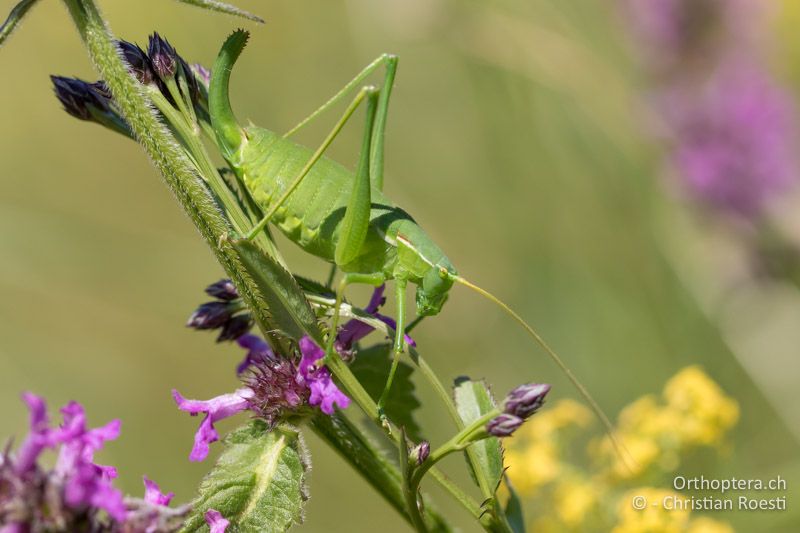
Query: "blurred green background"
1 0 799 531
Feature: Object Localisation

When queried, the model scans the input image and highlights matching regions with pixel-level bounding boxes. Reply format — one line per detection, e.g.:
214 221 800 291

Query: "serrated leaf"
180 421 306 533
453 377 503 493
232 238 325 346
350 343 422 441
173 0 264 22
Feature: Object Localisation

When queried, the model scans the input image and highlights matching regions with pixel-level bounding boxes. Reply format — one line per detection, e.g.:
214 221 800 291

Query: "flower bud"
486 414 524 437
51 76 107 121
216 314 253 343
117 40 154 84
186 301 233 330
205 279 239 301
148 32 178 79
504 383 550 419
410 441 430 466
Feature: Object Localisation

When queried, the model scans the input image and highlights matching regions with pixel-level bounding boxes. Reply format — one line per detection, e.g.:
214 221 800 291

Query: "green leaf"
173 0 264 22
503 477 526 533
453 377 503 493
1 0 39 48
180 421 307 532
350 343 422 441
232 238 325 346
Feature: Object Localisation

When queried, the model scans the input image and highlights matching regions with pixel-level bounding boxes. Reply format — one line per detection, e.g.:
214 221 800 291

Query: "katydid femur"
210 30 618 444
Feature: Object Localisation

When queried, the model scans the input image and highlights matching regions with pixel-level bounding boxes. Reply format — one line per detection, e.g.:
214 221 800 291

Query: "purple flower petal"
143 476 174 506
64 461 127 522
236 333 274 375
298 337 350 415
172 388 252 461
205 509 230 533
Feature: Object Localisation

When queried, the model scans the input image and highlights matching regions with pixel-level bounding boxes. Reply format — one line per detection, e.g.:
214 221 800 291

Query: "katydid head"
415 265 455 316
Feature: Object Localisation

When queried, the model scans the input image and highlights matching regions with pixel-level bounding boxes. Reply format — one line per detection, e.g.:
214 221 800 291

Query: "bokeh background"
1 0 799 531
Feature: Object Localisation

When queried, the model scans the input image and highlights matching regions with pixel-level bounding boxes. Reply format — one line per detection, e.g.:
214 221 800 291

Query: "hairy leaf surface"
180 421 307 532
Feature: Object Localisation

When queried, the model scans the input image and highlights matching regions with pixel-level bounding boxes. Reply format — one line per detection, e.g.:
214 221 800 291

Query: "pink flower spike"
205 509 230 533
143 476 174 506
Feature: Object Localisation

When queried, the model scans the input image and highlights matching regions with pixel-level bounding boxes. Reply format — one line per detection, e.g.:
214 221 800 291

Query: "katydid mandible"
210 30 619 446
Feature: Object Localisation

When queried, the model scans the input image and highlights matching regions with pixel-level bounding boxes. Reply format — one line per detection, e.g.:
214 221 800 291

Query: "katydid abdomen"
239 126 456 292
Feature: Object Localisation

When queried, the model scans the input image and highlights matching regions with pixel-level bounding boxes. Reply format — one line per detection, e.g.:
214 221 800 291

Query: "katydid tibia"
210 30 622 452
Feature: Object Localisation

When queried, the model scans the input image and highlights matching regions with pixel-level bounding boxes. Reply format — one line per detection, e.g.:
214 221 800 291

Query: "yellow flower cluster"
599 366 739 479
503 366 739 532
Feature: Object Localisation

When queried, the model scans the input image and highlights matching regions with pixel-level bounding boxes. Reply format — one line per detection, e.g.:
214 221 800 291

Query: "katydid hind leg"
284 53 398 143
245 85 378 241
368 54 397 191
334 89 379 266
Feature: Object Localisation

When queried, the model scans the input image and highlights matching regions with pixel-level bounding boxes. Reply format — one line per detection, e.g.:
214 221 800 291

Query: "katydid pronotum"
208 29 621 452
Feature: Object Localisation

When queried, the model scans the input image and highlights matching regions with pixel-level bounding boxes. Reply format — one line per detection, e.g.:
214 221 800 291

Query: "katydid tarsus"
210 30 623 454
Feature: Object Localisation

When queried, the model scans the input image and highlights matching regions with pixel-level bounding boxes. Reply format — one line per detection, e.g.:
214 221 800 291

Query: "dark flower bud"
410 441 430 466
117 40 155 84
216 314 253 342
148 32 178 79
504 383 550 419
51 76 106 121
51 76 131 137
186 301 233 330
205 279 239 301
486 414 524 438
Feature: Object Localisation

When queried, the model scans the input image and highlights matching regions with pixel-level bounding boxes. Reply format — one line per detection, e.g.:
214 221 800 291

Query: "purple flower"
1 393 127 527
172 388 254 462
205 509 230 533
298 336 351 415
144 476 174 506
52 401 126 522
335 285 416 355
246 348 311 426
664 60 797 217
236 333 275 375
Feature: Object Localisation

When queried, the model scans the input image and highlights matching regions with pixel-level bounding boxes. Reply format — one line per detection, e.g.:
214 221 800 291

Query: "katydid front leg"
377 277 409 423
